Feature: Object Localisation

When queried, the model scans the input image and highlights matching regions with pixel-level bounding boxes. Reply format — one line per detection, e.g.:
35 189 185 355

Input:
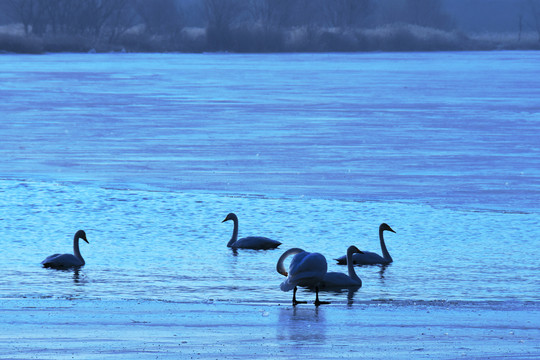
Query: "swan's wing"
323 272 351 283
319 272 361 289
336 251 386 265
280 277 297 292
352 251 387 265
281 267 328 291
41 254 61 264
42 254 83 268
286 252 327 288
288 252 311 276
234 236 281 250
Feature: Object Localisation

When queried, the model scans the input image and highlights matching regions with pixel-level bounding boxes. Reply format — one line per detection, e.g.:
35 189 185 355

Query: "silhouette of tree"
404 0 454 30
526 0 540 42
204 0 243 50
324 0 372 28
135 0 183 37
248 0 291 31
5 0 44 35
4 0 133 39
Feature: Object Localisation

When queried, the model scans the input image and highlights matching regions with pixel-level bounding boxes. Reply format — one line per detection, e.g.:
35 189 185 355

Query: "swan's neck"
73 235 85 265
346 248 361 283
227 218 239 247
276 248 305 276
379 228 392 262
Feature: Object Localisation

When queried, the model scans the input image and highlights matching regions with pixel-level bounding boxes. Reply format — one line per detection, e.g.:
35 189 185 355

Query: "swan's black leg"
292 286 307 306
314 286 330 306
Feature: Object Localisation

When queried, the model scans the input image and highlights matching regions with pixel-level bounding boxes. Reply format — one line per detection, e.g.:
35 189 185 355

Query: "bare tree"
79 0 131 38
324 0 371 28
292 0 325 28
204 0 243 30
248 0 291 31
105 0 137 42
5 0 132 39
204 0 244 50
526 0 540 42
135 0 184 37
403 0 454 30
41 0 83 35
5 0 44 35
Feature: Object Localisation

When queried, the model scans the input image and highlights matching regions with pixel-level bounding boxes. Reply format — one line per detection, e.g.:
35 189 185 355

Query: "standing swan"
335 223 396 265
41 230 89 269
320 246 364 289
222 213 281 250
276 248 329 306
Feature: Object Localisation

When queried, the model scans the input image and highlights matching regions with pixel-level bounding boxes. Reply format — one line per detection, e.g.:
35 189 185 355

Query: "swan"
319 246 364 289
276 248 329 306
222 213 281 250
41 230 89 269
335 223 395 265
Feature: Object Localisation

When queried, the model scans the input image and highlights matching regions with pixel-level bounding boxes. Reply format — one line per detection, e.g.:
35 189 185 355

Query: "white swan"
276 248 329 306
320 246 364 289
41 230 89 269
335 223 396 265
222 213 281 250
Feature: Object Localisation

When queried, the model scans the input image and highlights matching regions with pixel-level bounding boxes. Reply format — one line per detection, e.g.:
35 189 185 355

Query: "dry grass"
470 31 540 50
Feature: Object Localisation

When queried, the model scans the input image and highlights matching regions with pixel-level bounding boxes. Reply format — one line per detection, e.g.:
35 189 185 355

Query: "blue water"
0 52 539 306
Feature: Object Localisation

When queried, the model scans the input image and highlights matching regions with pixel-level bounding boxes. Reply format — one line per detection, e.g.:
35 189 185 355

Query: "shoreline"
1 299 539 359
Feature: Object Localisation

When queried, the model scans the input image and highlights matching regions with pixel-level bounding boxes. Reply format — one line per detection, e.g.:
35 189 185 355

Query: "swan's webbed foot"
314 287 330 307
314 299 331 306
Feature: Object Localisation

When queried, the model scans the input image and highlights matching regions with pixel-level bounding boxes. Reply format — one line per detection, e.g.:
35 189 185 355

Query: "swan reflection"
378 264 390 279
277 306 326 343
73 269 81 284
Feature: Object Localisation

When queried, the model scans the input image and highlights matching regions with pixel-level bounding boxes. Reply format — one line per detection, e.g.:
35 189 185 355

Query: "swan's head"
380 223 395 233
75 230 89 244
222 213 238 223
349 245 364 254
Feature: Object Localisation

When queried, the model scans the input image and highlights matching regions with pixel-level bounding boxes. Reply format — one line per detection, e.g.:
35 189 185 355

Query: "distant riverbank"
1 23 538 54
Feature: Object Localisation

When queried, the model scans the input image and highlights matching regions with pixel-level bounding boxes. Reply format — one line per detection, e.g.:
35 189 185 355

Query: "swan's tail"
280 278 296 292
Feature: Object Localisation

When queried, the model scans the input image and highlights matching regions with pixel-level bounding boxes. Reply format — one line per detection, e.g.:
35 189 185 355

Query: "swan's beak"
221 218 228 223
83 238 89 244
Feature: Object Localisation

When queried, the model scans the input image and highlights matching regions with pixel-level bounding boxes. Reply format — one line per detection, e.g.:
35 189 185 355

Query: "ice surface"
0 52 539 305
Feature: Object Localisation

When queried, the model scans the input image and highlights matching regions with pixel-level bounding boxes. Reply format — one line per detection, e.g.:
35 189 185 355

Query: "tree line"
0 0 539 53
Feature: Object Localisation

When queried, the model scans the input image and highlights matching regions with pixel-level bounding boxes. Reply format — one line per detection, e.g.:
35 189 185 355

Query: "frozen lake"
0 52 539 307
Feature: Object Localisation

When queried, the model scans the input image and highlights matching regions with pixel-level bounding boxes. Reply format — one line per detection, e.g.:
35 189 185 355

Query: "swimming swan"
41 230 89 269
320 246 364 289
335 223 396 265
222 213 281 250
276 248 329 306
